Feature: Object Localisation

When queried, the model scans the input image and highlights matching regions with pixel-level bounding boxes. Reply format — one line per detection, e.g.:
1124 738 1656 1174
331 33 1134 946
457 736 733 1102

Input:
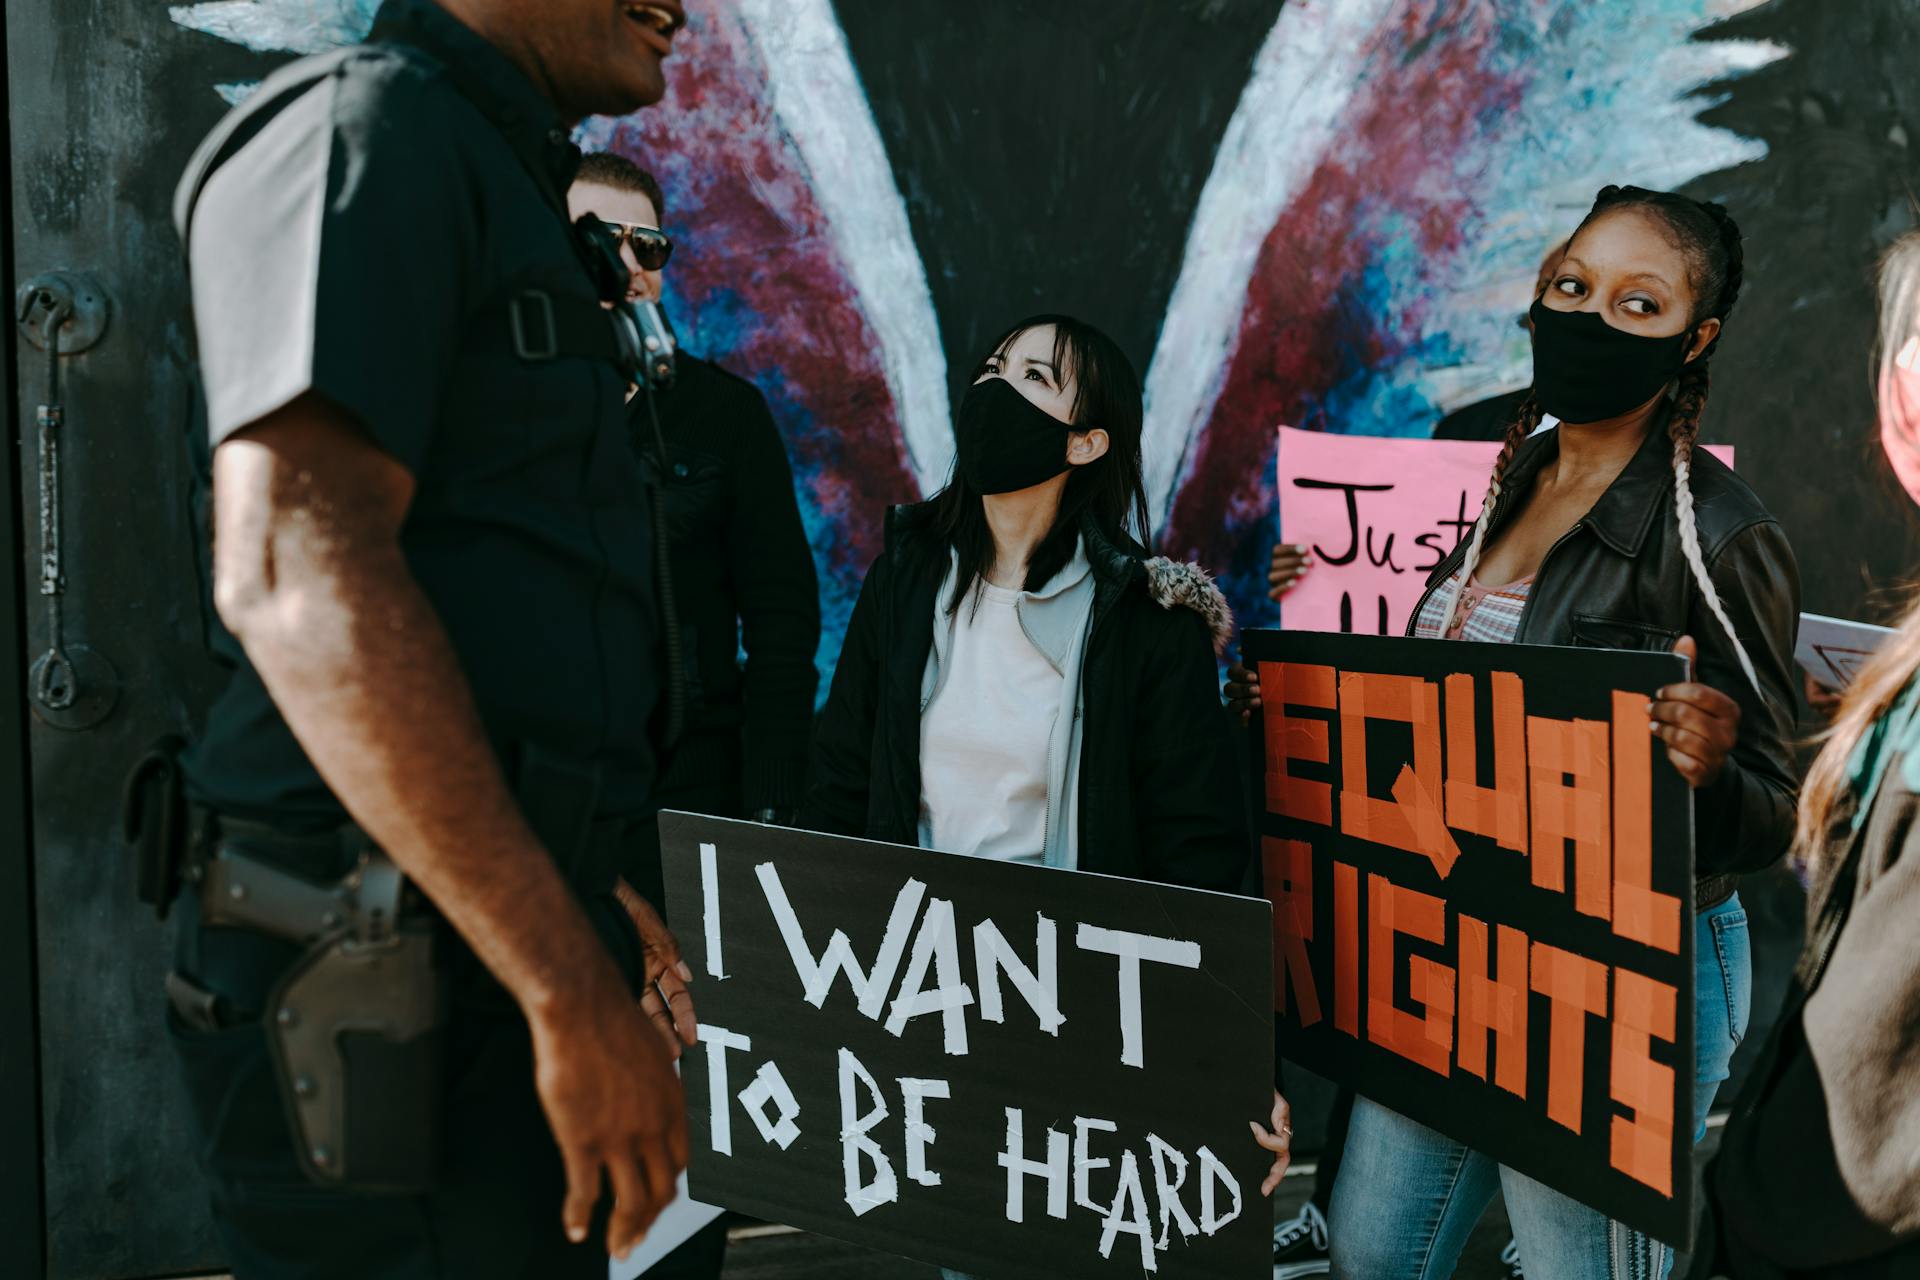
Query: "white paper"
1796 612 1897 690
606 1171 726 1279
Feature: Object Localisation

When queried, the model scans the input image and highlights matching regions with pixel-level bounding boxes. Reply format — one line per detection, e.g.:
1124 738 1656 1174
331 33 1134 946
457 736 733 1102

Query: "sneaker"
1272 1201 1331 1278
1500 1237 1525 1279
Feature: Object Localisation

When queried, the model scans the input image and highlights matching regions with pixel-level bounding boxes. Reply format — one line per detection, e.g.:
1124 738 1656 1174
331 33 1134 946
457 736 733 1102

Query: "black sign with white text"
660 814 1275 1279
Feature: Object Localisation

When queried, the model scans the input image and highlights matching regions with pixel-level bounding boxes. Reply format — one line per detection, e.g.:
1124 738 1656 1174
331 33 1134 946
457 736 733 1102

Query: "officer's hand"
615 877 698 1056
530 969 689 1260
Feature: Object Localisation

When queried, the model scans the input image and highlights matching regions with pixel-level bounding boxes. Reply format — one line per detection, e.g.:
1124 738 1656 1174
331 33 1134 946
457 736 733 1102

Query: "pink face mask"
1882 335 1920 506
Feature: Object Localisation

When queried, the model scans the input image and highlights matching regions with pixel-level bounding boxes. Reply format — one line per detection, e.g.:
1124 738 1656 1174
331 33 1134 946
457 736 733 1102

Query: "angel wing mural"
170 0 1786 681
1147 0 1785 612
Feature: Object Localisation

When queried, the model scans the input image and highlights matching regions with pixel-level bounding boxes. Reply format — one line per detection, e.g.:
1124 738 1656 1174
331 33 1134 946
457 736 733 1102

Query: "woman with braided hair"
1295 186 1803 1277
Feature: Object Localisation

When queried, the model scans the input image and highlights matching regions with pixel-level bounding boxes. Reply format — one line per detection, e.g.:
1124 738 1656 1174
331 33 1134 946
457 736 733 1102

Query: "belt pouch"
122 735 189 918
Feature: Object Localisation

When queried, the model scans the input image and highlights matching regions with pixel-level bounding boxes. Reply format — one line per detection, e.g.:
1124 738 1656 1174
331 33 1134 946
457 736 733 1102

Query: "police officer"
167 0 697 1275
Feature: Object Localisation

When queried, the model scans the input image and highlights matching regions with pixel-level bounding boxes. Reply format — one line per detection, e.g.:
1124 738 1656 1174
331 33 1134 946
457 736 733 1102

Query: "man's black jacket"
640 354 819 815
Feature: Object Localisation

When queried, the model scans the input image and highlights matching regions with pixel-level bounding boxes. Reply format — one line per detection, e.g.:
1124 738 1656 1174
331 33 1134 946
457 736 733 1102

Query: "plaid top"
1412 568 1532 643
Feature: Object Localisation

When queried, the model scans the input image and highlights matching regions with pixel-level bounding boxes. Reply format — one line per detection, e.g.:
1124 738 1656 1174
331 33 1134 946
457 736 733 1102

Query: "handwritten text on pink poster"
1275 426 1733 635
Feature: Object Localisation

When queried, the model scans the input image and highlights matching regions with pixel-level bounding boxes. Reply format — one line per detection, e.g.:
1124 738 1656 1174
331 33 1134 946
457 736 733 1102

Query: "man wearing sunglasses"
564 148 820 1279
572 159 675 301
569 151 820 830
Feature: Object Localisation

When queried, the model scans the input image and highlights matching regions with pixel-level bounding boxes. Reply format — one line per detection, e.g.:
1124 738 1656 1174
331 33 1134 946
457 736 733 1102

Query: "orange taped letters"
1610 690 1682 954
1340 672 1451 872
1457 913 1529 1098
1334 860 1360 1037
1263 662 1336 826
1365 873 1452 1077
1527 715 1612 919
1263 837 1323 1025
1609 967 1678 1197
1530 942 1609 1135
1443 671 1529 853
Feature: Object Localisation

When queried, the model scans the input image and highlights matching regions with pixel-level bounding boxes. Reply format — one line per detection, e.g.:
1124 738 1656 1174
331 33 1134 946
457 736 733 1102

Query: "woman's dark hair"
1442 184 1760 694
930 314 1150 614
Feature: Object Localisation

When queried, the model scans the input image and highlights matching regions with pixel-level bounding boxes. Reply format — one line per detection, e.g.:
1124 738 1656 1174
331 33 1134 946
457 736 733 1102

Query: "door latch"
16 272 119 730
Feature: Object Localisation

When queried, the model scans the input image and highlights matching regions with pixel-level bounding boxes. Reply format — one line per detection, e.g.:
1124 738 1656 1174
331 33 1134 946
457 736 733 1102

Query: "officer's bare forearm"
211 399 619 1017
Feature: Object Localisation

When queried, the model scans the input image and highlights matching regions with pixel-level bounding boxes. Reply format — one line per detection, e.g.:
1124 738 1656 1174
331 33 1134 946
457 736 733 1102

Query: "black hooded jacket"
802 505 1251 894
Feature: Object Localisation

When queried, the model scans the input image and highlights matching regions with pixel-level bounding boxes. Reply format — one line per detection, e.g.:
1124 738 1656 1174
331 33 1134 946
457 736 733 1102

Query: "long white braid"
1667 365 1763 696
1438 397 1542 636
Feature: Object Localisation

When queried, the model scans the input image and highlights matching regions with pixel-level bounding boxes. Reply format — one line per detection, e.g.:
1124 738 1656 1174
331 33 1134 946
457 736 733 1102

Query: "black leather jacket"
1408 416 1801 901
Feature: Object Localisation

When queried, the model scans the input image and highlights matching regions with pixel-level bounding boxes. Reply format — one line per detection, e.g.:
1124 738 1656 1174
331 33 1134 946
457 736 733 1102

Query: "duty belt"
190 813 403 944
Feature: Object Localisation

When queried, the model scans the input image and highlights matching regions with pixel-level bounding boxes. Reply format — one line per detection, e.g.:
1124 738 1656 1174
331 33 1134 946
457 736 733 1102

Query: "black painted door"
6 2 239 1275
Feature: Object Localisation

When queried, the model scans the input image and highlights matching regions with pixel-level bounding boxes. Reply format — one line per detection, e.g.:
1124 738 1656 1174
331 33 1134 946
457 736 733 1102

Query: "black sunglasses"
598 219 674 271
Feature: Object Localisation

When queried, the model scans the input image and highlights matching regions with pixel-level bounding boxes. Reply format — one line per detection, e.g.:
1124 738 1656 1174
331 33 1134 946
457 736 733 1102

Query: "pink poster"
1275 426 1733 636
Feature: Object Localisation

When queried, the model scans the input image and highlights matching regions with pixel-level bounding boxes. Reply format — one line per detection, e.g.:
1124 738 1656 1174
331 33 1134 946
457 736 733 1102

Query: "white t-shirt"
917 580 1065 862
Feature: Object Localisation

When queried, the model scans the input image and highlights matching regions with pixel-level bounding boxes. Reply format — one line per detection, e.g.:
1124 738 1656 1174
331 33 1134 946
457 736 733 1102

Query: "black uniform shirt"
178 0 660 819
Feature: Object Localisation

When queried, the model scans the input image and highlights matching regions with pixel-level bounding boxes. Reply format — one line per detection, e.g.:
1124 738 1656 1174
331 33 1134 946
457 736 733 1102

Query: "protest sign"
660 814 1276 1279
1796 612 1896 691
1276 427 1733 636
1245 630 1696 1246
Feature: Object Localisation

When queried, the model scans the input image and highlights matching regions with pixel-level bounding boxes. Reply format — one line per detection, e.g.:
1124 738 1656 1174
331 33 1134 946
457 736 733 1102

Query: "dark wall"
1692 0 1920 624
1673 0 1920 1110
834 0 1286 403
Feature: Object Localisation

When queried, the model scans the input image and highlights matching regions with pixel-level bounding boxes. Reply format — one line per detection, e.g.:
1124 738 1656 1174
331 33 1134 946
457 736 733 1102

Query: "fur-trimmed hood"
1075 516 1234 656
1141 556 1234 655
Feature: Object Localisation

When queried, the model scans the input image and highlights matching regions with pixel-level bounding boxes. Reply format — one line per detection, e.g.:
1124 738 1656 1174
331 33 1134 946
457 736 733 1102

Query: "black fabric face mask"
1528 299 1695 424
955 377 1075 495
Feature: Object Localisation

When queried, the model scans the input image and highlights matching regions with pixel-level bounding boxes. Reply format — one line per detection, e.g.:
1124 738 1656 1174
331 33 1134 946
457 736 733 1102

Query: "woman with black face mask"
1231 187 1801 1278
804 314 1295 1220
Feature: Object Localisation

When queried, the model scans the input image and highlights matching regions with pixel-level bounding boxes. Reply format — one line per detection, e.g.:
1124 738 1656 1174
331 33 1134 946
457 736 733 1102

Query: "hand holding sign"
1249 1091 1293 1195
616 876 700 1056
1223 660 1262 725
1268 544 1313 601
1647 636 1743 789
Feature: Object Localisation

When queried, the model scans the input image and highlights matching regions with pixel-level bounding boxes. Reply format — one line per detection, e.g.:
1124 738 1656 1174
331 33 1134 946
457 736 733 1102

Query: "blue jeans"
1328 894 1751 1280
